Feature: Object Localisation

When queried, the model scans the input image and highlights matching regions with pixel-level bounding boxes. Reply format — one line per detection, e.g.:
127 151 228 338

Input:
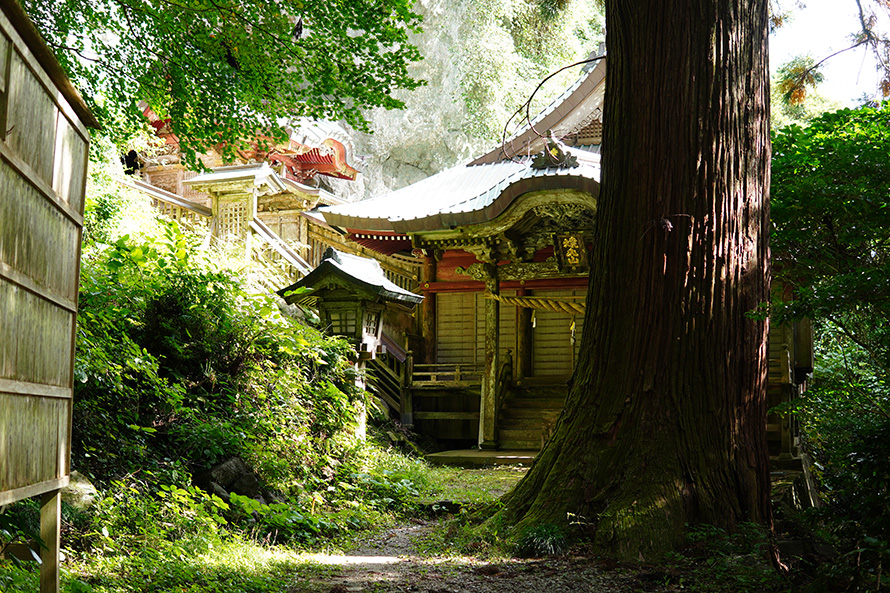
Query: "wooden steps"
497 385 567 450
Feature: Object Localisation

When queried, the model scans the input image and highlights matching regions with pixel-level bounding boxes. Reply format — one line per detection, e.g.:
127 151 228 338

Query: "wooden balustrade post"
400 351 414 427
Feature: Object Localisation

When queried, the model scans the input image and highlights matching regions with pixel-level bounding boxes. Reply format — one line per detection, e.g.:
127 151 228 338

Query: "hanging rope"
486 293 586 315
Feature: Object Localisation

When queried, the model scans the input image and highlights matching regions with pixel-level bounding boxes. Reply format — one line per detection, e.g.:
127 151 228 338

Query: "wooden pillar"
210 192 220 239
479 267 499 449
400 351 415 426
40 490 61 593
421 253 437 363
515 286 532 381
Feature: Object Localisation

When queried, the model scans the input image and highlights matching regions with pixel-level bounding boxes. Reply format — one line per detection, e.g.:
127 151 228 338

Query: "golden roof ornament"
531 130 579 170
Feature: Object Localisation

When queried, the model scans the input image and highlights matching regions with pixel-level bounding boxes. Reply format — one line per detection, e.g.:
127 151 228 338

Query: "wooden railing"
128 179 313 283
363 349 487 426
366 353 404 416
411 363 484 388
121 179 212 226
249 219 311 278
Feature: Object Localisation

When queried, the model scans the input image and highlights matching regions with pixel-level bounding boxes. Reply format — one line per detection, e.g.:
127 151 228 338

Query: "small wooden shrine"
279 247 422 358
278 248 423 435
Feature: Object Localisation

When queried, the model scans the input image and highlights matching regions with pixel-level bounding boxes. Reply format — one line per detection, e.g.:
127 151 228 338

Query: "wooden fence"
0 1 98 591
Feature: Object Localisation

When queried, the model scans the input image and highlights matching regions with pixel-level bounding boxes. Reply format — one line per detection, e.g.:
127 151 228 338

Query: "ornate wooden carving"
455 262 495 282
497 260 563 281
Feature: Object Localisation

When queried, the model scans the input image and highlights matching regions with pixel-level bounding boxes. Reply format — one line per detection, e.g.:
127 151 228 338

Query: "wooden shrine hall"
294 55 811 460
302 56 604 450
122 48 809 460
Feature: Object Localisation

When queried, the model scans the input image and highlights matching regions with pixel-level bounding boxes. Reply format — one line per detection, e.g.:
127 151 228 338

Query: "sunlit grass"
59 537 343 593
422 465 527 506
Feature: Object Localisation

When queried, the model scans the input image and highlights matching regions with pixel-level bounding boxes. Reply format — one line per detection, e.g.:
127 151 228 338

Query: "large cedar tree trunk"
500 0 772 558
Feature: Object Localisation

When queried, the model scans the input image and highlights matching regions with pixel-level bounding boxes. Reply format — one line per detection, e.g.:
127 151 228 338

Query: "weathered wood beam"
479 266 499 450
414 412 481 420
411 381 483 389
40 490 61 593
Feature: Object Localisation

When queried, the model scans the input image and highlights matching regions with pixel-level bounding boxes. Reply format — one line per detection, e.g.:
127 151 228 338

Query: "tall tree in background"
501 0 772 558
24 0 423 165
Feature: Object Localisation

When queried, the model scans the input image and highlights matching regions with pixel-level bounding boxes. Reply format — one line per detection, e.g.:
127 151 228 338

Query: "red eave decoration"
141 105 180 149
270 138 359 181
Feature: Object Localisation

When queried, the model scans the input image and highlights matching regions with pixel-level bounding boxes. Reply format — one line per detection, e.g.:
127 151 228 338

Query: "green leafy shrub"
514 522 567 557
227 494 339 545
74 222 363 487
790 343 890 590
770 104 890 591
669 523 786 592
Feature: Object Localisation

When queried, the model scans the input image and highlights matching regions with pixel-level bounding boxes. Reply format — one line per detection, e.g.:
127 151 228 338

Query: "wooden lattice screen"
0 1 97 591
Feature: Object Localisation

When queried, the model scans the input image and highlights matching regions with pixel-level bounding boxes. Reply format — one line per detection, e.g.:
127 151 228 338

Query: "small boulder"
231 472 262 499
209 481 230 503
207 457 252 489
62 470 97 510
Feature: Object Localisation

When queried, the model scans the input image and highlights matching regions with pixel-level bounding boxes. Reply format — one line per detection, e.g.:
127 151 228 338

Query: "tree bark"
500 0 772 559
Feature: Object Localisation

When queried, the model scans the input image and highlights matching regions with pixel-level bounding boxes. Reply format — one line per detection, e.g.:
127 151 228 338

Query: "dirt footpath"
301 522 646 593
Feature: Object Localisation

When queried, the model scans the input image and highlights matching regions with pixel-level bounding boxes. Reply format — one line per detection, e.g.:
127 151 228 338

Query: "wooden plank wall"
0 2 90 505
436 292 477 365
531 288 584 377
435 291 517 366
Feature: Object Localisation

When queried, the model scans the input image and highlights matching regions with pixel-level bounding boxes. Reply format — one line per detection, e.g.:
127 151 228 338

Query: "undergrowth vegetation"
5 106 890 593
771 104 890 591
0 178 441 592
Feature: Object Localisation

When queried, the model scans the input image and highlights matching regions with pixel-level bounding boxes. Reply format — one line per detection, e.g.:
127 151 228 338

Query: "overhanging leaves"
23 0 424 165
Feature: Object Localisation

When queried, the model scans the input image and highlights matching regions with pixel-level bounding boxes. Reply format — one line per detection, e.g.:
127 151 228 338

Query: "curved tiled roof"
318 154 600 233
278 248 422 305
316 55 607 235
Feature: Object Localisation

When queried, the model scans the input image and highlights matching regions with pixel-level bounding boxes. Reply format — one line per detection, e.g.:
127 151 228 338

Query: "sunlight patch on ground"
301 551 486 567
303 554 403 565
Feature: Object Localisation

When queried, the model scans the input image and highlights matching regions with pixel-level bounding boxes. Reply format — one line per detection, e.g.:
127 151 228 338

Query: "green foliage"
227 493 350 546
514 522 567 557
661 523 786 592
58 477 322 592
74 219 363 486
782 327 890 590
90 478 229 558
772 103 890 376
0 500 42 566
772 102 890 590
23 0 424 165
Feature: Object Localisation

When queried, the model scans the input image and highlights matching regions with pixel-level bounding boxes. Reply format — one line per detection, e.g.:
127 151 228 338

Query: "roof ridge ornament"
530 131 579 170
